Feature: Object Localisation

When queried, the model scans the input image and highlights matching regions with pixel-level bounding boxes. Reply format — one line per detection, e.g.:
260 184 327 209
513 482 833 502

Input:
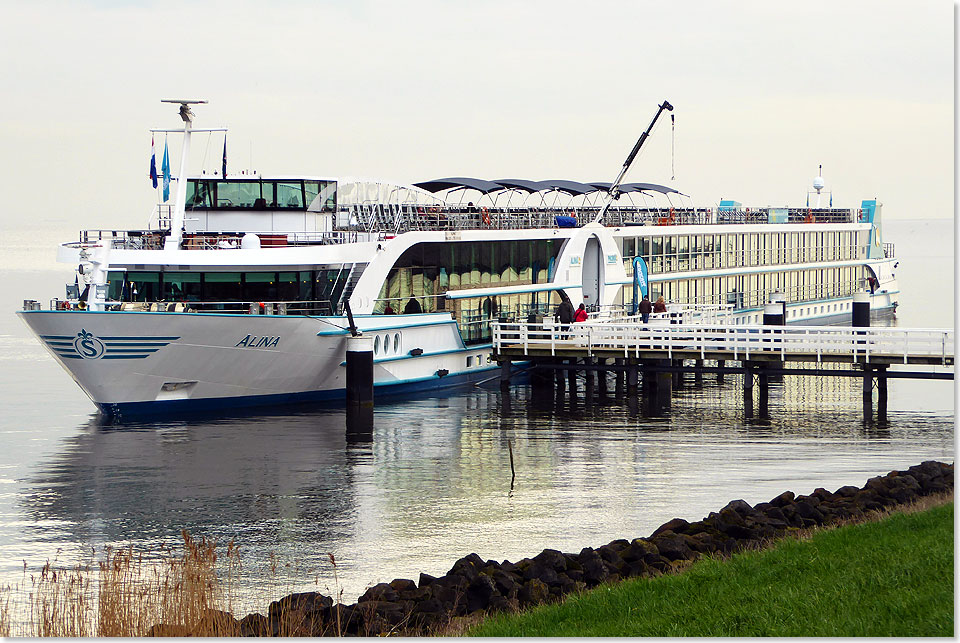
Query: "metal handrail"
493 322 954 366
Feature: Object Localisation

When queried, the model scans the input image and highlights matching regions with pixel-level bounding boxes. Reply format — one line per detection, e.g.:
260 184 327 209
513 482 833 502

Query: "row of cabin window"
184 179 336 211
621 231 866 274
617 266 870 309
106 269 350 304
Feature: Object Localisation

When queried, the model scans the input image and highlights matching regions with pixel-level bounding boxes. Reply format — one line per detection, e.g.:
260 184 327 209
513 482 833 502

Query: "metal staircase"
337 262 368 314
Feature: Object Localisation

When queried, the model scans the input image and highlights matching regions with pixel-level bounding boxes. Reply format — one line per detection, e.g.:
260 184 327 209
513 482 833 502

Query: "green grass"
468 502 954 637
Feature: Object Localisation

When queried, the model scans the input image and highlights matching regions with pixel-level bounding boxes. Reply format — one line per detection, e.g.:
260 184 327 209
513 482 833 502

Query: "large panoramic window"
184 179 336 211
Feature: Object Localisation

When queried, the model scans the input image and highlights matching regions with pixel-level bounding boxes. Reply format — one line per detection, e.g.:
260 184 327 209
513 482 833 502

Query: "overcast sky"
0 0 953 243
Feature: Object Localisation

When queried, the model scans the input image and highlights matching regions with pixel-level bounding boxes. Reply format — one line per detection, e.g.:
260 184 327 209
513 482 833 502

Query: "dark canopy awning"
540 179 597 196
492 178 551 193
413 177 686 197
413 177 505 194
589 181 683 195
623 182 685 196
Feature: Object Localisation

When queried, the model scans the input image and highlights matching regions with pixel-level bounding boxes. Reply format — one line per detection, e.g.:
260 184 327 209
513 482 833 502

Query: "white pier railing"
492 322 955 366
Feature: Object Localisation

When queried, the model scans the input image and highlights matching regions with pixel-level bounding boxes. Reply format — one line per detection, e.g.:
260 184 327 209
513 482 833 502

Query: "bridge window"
128 271 160 302
163 272 201 301
186 180 214 208
216 181 261 208
204 272 243 301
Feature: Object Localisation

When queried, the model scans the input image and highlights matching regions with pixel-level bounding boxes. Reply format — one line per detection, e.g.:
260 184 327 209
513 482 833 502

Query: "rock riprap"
160 460 954 636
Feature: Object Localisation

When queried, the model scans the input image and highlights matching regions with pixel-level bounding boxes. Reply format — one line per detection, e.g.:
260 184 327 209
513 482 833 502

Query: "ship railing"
342 204 859 233
883 243 895 258
98 299 341 315
493 322 954 366
73 229 357 250
589 303 737 326
72 230 168 250
717 208 855 224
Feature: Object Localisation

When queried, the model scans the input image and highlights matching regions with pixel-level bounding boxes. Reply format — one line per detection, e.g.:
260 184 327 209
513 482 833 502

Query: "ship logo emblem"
74 329 106 359
40 331 181 361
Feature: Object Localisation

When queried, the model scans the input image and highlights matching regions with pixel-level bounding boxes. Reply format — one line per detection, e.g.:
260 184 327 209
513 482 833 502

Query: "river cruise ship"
18 102 898 416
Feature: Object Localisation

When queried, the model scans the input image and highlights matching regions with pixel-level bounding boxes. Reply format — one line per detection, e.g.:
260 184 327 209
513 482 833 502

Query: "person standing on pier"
653 296 667 313
639 295 653 323
555 298 574 328
574 303 589 323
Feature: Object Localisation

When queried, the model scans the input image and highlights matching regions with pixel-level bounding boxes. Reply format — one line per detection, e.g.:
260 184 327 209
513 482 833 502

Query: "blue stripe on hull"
96 367 501 419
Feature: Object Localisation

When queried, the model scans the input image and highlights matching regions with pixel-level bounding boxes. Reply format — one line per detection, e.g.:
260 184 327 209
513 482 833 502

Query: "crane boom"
593 100 673 224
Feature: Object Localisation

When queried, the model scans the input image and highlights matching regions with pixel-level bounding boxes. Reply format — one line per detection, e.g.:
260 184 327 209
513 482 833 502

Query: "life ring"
481 207 491 225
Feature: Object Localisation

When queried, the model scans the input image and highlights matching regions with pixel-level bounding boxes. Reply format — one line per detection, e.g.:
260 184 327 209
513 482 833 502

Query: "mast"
162 99 207 250
593 100 673 224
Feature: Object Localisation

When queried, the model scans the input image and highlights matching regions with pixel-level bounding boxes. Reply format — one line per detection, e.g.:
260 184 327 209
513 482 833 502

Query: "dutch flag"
149 136 158 189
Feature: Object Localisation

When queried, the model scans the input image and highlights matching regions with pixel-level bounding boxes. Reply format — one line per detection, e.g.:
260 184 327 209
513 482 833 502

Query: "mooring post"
627 360 639 396
763 301 785 382
499 359 512 391
877 364 888 420
742 363 754 418
852 291 871 327
862 364 874 422
615 358 625 397
567 358 577 394
597 358 609 396
656 359 673 411
530 359 553 392
758 363 769 418
742 361 754 416
672 359 683 388
345 334 374 437
717 359 725 383
584 357 596 399
694 359 703 386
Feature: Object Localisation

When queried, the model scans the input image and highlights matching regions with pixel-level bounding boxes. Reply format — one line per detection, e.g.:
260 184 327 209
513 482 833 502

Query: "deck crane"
593 100 673 224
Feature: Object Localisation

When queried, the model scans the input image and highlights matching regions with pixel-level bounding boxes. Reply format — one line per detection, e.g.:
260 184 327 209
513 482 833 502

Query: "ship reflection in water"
14 375 954 612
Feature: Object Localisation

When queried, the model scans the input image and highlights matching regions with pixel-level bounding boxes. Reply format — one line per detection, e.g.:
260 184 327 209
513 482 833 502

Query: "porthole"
467 356 474 367
394 333 401 353
381 334 390 355
374 335 381 355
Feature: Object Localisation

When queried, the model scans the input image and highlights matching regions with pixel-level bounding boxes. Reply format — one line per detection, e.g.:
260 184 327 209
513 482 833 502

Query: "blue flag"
805 193 809 208
829 192 833 207
161 139 171 202
149 136 158 188
222 136 227 179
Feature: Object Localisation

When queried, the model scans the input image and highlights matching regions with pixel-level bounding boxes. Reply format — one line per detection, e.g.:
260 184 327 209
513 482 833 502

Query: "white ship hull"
17 310 497 417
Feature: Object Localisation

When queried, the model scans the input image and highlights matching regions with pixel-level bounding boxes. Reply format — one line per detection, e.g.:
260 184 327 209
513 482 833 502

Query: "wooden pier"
492 321 954 422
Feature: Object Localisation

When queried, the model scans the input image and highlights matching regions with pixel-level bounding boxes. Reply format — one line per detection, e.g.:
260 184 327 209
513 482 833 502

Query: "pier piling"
345 334 374 436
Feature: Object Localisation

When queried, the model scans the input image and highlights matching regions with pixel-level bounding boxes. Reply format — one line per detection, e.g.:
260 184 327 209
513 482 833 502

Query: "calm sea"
0 218 953 611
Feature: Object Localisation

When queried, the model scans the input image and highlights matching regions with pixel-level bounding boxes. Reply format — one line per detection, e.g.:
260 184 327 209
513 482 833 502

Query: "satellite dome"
813 176 825 191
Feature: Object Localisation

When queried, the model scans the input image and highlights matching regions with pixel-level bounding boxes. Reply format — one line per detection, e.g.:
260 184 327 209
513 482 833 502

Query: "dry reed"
0 530 243 637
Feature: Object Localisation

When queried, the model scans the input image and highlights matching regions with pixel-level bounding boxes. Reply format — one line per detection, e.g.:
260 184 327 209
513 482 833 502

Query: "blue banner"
161 140 171 202
632 256 649 313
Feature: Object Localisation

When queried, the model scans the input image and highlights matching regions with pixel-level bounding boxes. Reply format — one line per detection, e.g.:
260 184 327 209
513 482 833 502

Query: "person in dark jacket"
653 296 667 313
574 303 588 323
638 295 653 323
555 299 574 327
403 297 422 314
